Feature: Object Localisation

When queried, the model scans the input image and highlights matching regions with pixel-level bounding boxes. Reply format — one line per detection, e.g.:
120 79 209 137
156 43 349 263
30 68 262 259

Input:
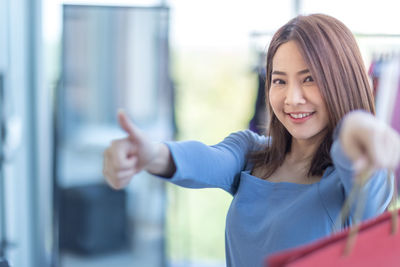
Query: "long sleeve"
330 137 394 222
157 130 266 195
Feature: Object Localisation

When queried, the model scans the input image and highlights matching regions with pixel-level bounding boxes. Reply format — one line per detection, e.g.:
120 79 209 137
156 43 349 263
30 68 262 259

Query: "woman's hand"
103 110 174 189
340 111 400 173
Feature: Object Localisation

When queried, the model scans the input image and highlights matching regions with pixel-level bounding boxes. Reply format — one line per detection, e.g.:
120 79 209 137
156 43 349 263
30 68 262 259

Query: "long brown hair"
251 14 375 179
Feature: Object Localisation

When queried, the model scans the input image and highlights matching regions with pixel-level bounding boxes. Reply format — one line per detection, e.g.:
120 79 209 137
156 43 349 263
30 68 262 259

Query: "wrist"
145 143 176 178
144 142 163 172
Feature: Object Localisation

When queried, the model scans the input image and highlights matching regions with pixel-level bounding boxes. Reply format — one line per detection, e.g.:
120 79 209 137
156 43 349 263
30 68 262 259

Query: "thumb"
353 156 368 175
117 109 138 139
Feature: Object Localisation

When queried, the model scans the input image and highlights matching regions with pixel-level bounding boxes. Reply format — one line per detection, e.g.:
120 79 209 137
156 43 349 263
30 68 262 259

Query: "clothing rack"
354 33 400 38
249 31 400 38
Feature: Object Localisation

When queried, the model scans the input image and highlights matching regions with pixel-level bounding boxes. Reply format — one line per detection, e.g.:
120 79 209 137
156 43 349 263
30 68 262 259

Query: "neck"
286 137 322 164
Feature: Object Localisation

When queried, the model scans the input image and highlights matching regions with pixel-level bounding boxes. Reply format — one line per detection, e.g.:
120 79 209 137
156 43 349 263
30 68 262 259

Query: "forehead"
272 41 309 71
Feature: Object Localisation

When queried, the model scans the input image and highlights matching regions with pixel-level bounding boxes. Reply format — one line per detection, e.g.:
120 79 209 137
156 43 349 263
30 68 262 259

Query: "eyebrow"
271 69 310 75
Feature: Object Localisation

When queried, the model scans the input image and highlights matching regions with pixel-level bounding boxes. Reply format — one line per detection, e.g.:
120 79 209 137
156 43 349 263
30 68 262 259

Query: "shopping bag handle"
337 170 397 256
390 181 398 235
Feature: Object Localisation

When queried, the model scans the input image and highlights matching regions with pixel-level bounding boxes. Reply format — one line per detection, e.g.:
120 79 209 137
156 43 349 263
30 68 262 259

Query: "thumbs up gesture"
103 110 173 189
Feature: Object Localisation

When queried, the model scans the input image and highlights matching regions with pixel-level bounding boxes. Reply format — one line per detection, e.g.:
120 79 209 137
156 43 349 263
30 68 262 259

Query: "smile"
288 112 314 119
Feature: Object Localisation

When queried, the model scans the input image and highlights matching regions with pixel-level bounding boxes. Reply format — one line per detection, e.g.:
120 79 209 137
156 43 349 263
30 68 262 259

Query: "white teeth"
290 112 312 119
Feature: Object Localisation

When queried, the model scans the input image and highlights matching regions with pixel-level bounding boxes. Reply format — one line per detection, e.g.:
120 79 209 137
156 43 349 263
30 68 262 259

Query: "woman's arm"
331 110 400 219
103 110 263 194
159 130 262 194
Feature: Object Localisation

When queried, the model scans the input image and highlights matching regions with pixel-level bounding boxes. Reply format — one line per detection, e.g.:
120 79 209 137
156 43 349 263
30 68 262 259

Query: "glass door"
57 5 173 267
0 0 11 263
0 0 50 266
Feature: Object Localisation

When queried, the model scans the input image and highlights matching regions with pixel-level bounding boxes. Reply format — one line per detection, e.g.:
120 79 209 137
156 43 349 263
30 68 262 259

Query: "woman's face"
269 40 329 143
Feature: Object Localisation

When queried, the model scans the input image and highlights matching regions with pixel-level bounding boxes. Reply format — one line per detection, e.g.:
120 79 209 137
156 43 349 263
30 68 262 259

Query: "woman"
103 14 400 266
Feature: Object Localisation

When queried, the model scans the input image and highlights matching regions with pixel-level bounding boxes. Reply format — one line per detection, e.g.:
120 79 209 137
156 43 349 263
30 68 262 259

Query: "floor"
60 221 224 267
62 252 225 267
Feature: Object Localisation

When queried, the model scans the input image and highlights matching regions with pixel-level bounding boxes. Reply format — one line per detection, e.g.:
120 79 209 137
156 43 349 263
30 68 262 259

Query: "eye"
303 76 314 83
272 79 286 85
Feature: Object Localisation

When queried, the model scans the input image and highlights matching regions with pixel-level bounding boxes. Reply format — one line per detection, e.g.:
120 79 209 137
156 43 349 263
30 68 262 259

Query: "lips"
286 111 315 122
288 112 314 119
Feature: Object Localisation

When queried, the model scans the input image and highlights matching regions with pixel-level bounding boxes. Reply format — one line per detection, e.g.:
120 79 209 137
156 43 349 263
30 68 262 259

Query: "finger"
386 131 400 169
113 156 137 173
365 132 382 168
103 149 115 177
110 139 137 170
104 154 118 179
103 164 118 186
117 109 138 138
116 169 137 180
343 135 373 173
394 138 400 168
380 137 396 170
393 151 400 170
353 156 368 174
373 128 399 169
106 176 131 190
341 133 366 164
116 177 132 189
392 131 400 168
112 149 136 170
104 148 133 178
103 159 132 189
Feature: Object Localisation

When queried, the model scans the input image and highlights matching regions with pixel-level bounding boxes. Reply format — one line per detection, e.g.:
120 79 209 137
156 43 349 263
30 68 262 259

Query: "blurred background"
0 0 399 266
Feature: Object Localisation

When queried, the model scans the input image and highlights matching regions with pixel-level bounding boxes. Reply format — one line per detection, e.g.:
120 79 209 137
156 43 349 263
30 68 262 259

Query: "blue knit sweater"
159 130 393 266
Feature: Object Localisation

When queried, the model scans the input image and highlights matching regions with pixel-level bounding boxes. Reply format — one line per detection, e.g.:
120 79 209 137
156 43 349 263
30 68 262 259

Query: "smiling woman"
250 14 375 181
102 13 400 267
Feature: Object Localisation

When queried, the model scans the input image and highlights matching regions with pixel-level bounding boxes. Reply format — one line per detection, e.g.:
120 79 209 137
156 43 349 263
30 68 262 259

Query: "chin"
289 128 321 140
293 130 327 142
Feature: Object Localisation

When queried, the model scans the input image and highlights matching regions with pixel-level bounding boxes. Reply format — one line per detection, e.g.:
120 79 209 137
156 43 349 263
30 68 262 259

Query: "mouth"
286 112 315 122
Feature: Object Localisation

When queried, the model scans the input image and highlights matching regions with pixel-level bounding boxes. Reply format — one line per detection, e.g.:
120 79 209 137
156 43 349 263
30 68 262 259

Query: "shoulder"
219 130 268 152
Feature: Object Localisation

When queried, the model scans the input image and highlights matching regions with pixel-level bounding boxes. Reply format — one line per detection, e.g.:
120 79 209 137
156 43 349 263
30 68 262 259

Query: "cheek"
269 89 281 113
308 86 325 105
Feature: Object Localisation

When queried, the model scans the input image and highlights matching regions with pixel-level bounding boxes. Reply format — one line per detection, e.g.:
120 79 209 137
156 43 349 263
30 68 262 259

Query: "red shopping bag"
267 209 400 267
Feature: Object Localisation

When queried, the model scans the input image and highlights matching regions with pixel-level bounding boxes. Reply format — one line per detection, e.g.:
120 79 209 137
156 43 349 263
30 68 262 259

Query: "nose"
284 83 306 105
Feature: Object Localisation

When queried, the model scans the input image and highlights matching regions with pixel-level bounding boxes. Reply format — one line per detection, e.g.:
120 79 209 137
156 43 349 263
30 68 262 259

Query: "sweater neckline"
242 166 333 187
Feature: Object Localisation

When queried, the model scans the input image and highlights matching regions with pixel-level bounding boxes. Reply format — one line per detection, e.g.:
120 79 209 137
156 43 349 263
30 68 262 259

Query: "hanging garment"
375 56 400 185
391 64 400 184
368 57 379 97
266 209 400 267
249 66 267 134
